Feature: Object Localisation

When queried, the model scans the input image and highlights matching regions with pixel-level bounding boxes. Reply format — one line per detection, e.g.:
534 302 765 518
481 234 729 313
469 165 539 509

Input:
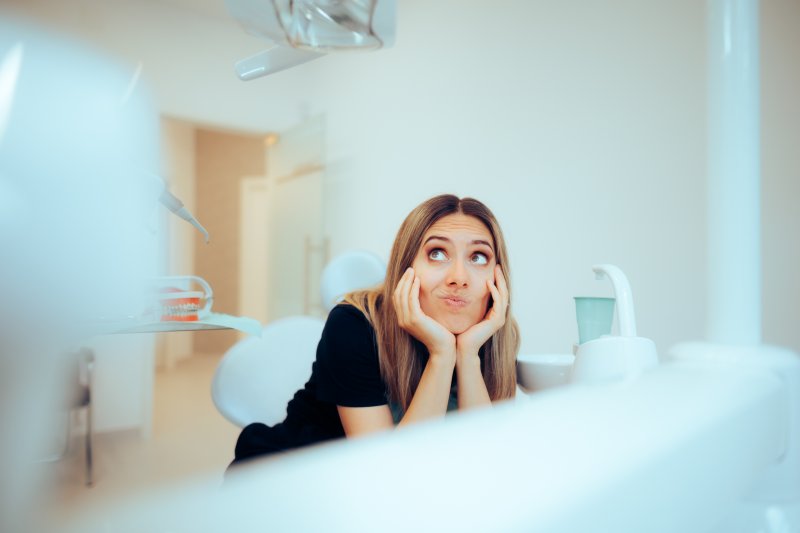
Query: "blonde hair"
344 194 520 411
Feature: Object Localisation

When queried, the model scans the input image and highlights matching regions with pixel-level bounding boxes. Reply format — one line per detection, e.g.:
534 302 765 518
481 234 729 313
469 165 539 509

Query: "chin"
438 314 478 335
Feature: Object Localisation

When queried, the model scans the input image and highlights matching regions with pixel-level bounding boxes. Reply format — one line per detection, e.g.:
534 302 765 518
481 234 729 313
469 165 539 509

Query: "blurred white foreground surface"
0 14 159 532
58 352 799 533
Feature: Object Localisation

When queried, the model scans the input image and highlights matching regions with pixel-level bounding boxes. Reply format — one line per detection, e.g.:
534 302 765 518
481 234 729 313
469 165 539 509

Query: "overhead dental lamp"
225 0 396 80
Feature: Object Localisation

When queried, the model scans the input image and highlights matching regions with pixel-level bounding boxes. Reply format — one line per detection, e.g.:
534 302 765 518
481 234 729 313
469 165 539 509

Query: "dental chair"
319 250 386 311
211 251 386 427
211 316 325 427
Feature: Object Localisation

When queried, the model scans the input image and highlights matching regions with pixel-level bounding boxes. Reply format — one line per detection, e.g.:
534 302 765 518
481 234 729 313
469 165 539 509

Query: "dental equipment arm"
225 0 396 81
157 181 209 243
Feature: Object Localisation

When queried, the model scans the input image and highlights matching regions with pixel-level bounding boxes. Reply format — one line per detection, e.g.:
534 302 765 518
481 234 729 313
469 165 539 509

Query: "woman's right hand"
393 267 456 365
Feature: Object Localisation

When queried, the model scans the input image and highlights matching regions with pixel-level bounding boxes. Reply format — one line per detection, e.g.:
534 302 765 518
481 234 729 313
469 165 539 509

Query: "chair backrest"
320 250 386 312
211 315 325 428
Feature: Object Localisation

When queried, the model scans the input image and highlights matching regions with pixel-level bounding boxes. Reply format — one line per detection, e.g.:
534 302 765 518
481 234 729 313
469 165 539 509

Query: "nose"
446 259 469 287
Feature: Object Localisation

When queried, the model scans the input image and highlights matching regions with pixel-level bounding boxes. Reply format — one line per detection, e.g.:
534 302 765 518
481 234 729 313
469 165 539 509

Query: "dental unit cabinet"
570 264 659 385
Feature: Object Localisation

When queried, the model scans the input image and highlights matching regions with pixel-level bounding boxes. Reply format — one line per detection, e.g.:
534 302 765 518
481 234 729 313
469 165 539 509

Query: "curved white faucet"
592 264 637 337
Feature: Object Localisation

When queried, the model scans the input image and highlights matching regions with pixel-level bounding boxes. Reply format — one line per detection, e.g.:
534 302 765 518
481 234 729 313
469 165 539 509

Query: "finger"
496 275 509 317
393 267 410 297
487 279 508 328
394 268 413 322
392 269 405 311
495 265 510 307
494 264 507 291
402 269 417 322
486 278 503 319
410 276 423 319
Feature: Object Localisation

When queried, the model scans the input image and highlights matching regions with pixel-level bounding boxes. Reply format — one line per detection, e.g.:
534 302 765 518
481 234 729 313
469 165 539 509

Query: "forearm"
397 355 454 426
456 353 491 410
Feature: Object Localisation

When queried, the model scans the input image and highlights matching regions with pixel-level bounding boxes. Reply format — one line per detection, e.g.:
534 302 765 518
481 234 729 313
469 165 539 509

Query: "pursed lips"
440 294 469 308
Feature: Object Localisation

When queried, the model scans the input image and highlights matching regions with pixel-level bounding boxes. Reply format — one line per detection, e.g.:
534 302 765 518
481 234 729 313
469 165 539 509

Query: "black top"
285 304 388 438
231 304 457 465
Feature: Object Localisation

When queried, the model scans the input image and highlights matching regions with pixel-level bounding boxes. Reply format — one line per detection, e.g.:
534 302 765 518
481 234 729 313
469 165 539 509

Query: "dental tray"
95 312 262 337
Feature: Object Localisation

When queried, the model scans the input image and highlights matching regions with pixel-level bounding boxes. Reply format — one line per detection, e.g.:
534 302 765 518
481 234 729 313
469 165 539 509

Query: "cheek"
473 271 493 308
420 277 446 312
417 278 433 303
475 270 493 295
411 261 434 303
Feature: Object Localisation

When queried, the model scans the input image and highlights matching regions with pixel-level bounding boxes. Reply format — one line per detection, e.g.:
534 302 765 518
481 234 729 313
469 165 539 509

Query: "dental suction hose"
592 264 637 337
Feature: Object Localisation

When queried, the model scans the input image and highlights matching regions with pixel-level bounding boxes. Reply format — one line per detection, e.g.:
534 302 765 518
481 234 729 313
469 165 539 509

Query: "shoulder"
326 303 372 327
315 304 386 407
323 304 374 340
319 304 376 359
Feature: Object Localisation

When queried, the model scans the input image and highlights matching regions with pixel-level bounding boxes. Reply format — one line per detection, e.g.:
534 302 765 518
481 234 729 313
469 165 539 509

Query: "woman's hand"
393 267 456 365
456 265 509 360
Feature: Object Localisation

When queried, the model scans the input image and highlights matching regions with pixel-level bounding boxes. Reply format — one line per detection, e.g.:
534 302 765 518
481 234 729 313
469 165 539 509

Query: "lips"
440 295 469 308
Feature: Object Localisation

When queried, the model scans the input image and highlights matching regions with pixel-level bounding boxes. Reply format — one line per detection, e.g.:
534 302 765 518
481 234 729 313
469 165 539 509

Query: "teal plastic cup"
574 297 615 344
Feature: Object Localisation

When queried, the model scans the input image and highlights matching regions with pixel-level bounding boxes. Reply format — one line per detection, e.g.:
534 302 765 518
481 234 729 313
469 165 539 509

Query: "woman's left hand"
455 264 509 359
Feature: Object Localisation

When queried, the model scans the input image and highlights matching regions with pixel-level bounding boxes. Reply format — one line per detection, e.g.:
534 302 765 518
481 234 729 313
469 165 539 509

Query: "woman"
230 194 519 467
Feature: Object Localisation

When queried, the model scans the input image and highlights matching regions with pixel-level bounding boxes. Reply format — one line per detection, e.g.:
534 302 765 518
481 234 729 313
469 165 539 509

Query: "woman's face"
411 213 497 334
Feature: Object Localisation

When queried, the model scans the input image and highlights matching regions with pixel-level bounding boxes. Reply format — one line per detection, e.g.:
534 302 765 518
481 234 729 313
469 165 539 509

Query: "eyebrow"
423 235 495 252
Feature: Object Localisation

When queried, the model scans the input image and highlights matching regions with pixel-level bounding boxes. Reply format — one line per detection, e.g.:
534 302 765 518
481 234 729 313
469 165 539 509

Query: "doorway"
239 115 328 325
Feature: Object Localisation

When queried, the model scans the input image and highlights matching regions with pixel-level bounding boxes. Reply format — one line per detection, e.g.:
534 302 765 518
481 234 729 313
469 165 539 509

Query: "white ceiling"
154 0 233 22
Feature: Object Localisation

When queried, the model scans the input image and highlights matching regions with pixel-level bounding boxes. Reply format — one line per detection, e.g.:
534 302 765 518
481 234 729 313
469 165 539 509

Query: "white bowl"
516 353 575 392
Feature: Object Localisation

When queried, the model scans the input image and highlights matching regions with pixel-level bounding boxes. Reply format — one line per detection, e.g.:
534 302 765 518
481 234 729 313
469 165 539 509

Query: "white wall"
761 0 800 353
310 1 709 355
6 0 797 356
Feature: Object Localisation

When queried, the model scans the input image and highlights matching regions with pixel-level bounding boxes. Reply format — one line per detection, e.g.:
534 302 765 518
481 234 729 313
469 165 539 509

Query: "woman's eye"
471 252 489 265
428 248 447 261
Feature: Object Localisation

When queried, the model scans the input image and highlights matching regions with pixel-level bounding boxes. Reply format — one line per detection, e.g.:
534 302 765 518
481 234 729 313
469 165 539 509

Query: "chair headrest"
320 251 386 311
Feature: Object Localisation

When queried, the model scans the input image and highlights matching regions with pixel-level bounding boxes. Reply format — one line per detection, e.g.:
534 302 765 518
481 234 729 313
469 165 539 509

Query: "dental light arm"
235 45 322 81
225 0 396 81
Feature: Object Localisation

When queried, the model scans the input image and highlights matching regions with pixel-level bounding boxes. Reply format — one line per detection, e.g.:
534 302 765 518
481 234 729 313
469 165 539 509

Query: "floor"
43 353 239 525
40 357 530 528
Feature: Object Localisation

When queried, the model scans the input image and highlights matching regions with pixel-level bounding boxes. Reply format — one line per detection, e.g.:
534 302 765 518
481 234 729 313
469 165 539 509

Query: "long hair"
344 194 520 411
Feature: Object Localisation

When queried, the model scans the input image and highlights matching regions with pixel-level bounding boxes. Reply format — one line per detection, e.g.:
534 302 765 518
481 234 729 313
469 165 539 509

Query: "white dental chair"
211 316 325 427
211 250 386 427
320 250 387 311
